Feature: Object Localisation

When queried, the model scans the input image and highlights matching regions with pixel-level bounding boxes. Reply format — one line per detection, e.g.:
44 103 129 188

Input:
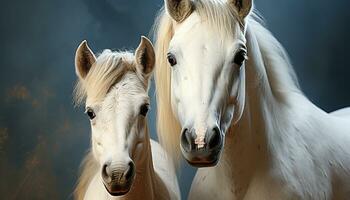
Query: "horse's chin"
181 145 223 168
186 157 220 168
103 181 133 197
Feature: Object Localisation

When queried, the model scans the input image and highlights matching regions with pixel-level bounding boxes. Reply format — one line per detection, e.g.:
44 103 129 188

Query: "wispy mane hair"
73 152 98 200
74 50 137 106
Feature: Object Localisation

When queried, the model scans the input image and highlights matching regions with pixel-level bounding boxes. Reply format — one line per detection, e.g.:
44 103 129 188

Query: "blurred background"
0 0 349 199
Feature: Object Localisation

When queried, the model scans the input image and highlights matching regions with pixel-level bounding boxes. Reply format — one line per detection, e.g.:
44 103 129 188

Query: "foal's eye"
139 103 150 117
85 108 96 120
233 49 247 66
167 53 177 67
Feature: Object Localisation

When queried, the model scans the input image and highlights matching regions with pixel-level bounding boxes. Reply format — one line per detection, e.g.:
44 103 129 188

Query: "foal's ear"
135 36 155 78
165 0 193 22
75 40 96 79
228 0 253 19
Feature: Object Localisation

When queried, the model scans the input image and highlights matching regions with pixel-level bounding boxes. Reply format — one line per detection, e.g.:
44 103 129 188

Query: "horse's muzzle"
101 161 135 196
180 126 223 167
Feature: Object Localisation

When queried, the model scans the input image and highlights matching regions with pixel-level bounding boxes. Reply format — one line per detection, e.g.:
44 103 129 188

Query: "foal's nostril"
208 127 222 149
102 163 112 183
102 161 135 186
125 161 135 181
181 128 195 151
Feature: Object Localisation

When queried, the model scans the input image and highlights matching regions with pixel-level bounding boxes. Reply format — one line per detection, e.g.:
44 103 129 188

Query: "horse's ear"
229 0 253 19
75 40 96 80
165 0 193 22
135 36 155 78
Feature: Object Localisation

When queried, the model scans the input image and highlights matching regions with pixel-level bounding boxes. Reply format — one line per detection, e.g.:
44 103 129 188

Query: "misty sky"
0 0 349 199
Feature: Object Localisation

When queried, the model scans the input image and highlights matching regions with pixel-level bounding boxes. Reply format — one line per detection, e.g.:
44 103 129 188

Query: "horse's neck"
217 22 302 197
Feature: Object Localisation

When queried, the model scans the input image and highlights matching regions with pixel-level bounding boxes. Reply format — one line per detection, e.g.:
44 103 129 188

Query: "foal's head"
74 37 155 196
160 0 252 167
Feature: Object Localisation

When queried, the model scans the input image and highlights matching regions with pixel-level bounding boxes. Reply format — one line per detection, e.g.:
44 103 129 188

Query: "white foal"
73 37 180 200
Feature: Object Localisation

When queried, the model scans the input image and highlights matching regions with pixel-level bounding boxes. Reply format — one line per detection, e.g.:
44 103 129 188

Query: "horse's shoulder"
330 107 350 119
150 139 181 200
150 139 168 164
150 139 174 173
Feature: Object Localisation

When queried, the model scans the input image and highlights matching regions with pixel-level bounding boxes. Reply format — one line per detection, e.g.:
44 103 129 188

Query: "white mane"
74 50 138 106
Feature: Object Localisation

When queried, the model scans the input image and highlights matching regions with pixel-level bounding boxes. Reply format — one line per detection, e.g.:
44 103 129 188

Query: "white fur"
74 49 180 200
153 1 350 199
331 108 350 119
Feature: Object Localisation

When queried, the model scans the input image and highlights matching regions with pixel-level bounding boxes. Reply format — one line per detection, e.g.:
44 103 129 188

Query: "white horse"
73 37 180 200
153 0 350 199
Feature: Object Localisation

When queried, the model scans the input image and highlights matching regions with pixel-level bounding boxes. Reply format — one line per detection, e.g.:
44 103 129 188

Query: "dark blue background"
0 0 349 199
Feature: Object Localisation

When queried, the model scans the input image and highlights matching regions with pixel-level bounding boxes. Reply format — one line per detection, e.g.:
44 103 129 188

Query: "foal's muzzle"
180 126 223 167
101 160 135 196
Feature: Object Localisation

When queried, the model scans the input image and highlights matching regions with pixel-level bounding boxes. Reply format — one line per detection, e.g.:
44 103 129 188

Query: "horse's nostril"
102 161 135 186
125 161 135 181
208 127 222 149
180 128 188 148
102 163 112 183
181 128 195 151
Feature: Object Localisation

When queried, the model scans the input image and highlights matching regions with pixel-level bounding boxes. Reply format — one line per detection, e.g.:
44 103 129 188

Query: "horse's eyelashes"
167 53 177 67
233 50 247 66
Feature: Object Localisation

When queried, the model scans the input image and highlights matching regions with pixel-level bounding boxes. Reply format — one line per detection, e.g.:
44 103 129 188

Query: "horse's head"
164 0 252 167
74 37 155 195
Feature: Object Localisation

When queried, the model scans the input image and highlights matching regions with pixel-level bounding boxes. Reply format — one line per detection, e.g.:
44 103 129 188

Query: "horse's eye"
85 108 96 120
233 49 247 66
140 103 150 117
167 53 177 67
